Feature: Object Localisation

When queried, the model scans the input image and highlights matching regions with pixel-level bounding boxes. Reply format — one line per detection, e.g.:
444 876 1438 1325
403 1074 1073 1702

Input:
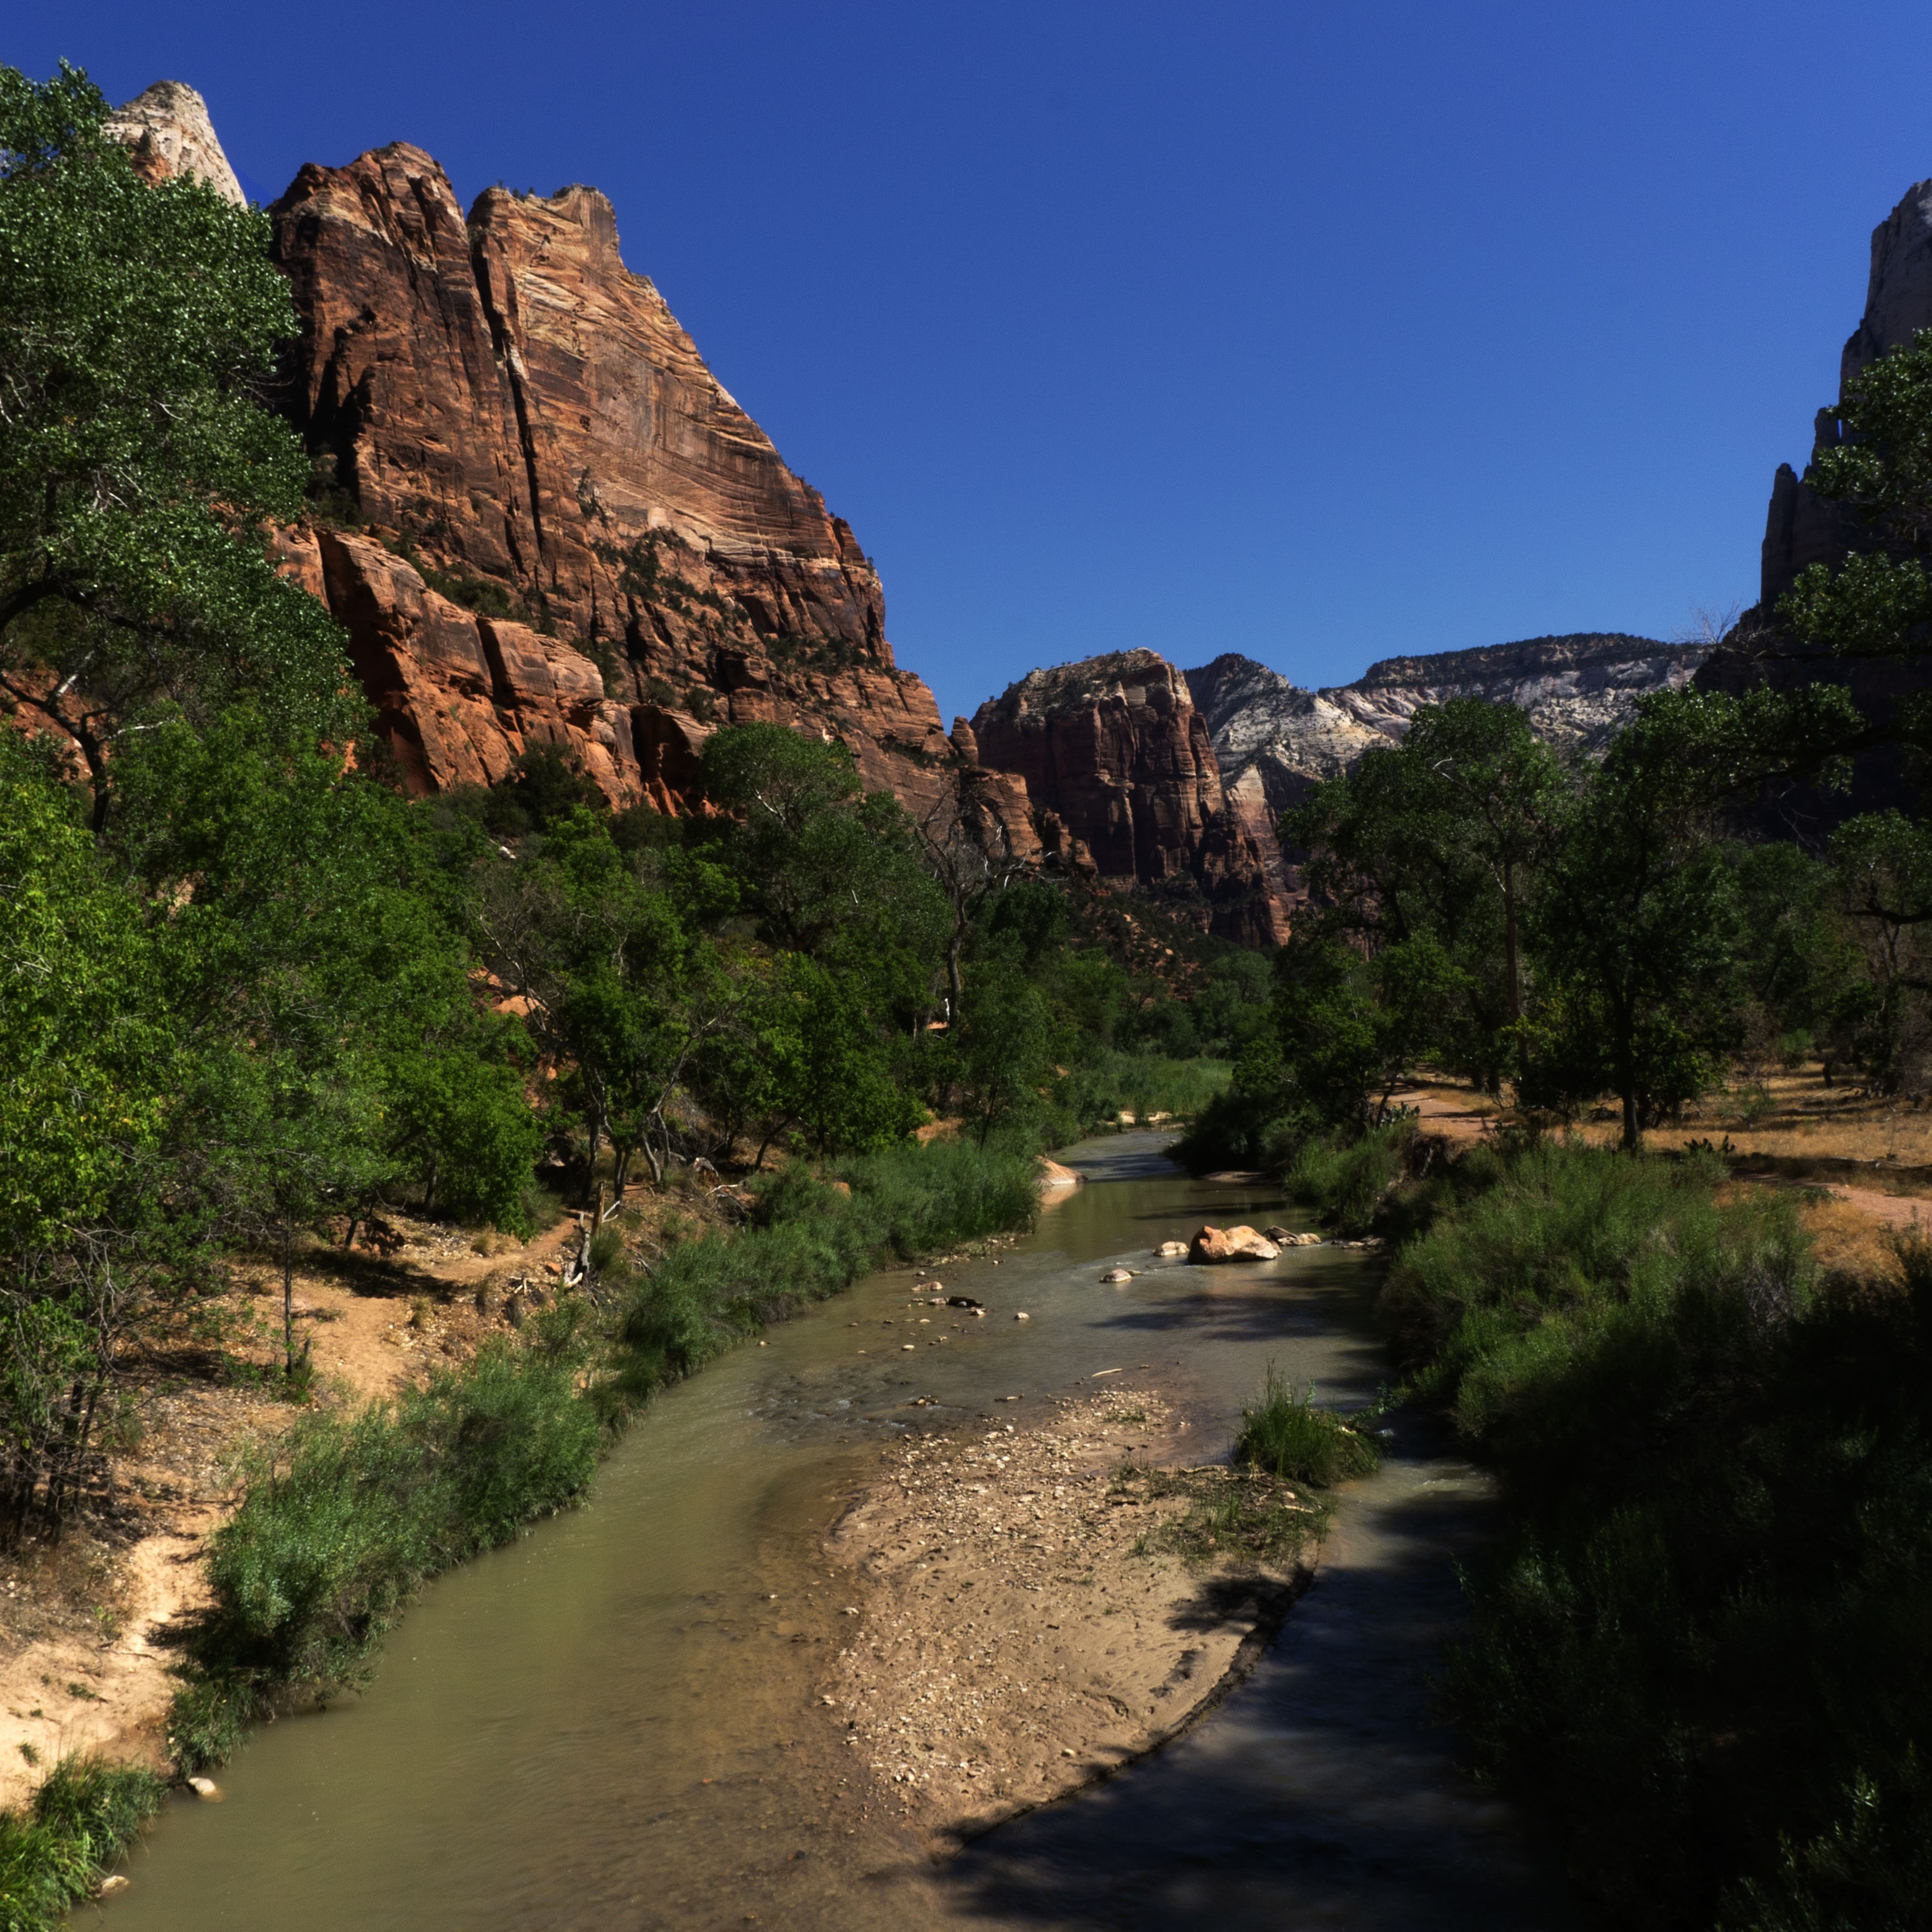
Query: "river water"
105 1135 1572 1931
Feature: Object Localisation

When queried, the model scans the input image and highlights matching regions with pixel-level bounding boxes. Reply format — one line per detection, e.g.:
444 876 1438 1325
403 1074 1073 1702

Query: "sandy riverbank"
821 1380 1318 1853
0 1206 596 1810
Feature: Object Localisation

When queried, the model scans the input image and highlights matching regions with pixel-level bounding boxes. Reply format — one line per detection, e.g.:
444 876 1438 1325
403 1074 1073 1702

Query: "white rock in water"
187 1776 220 1800
1101 1268 1134 1283
1154 1241 1189 1257
99 1875 131 1895
1014 1311 1030 1321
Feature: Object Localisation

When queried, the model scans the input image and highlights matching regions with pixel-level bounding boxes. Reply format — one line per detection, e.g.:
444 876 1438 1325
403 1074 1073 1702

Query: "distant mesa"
1182 635 1707 895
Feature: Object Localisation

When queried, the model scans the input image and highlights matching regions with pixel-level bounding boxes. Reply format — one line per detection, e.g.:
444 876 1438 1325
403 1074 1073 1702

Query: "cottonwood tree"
0 64 353 829
1526 693 1748 1150
918 769 1029 1018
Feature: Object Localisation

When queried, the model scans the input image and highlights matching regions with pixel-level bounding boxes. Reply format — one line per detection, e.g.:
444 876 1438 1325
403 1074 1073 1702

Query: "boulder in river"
1101 1268 1135 1283
1154 1240 1189 1258
1037 1157 1082 1190
1189 1224 1282 1264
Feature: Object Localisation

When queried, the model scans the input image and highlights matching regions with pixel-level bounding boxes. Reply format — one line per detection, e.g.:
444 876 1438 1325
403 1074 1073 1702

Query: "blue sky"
14 1 1932 724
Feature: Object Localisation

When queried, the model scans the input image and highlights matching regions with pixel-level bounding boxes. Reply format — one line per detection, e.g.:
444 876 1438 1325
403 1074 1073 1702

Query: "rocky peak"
970 651 1288 945
1762 177 1932 611
257 131 1037 834
1185 633 1707 855
105 81 243 204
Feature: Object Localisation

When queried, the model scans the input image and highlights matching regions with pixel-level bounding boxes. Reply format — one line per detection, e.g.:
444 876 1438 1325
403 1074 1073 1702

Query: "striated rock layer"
1187 634 1707 832
263 138 1029 833
970 652 1288 945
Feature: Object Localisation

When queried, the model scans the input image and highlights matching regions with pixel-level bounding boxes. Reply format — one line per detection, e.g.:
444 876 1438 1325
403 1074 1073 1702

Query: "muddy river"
105 1135 1573 1930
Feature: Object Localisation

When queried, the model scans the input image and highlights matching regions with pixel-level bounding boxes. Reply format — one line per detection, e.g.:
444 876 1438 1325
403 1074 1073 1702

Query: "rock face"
1186 634 1708 830
1761 179 1932 612
106 81 245 204
260 136 1031 840
969 651 1288 945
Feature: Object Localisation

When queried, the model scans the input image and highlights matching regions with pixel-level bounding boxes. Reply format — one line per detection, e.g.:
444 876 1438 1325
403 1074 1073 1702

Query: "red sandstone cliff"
262 137 1032 845
970 651 1288 945
104 91 1299 941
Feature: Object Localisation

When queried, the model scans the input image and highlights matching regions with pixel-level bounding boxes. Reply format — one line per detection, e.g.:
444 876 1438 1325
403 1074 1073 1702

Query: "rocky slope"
969 652 1288 944
265 139 1030 832
1186 633 1709 829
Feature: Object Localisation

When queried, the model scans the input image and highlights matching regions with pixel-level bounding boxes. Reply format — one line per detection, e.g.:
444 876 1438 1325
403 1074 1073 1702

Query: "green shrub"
1388 1137 1932 1927
0 1756 165 1931
1235 1367 1381 1486
1285 1120 1414 1236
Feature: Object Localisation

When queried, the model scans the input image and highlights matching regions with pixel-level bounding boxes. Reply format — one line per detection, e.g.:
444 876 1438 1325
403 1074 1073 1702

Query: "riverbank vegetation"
1198 325 1932 1926
0 62 1244 1892
0 1758 166 1932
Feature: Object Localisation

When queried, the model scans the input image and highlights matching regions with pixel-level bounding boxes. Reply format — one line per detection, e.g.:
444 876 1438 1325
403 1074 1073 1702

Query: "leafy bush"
1384 1138 1932 1927
0 1756 165 1931
1235 1366 1381 1485
1285 1120 1414 1236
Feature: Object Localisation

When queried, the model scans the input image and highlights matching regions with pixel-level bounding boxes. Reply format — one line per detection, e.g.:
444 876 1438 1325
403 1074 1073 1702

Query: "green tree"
1527 694 1747 1148
0 735 176 1536
0 64 354 828
479 810 731 1197
1287 698 1561 1089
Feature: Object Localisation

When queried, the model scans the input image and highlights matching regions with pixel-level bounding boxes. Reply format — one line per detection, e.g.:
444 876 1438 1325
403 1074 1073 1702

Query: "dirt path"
821 1384 1316 1854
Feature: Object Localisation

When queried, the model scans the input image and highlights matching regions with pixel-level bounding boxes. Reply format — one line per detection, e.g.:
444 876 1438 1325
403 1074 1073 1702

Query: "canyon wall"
969 652 1288 945
1187 633 1707 830
264 138 1018 830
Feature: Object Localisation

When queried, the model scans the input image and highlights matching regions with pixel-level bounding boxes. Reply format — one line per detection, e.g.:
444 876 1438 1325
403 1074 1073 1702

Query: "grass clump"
1116 1463 1325 1565
169 1327 602 1770
0 1756 165 1929
1379 1135 1932 1929
1235 1367 1381 1486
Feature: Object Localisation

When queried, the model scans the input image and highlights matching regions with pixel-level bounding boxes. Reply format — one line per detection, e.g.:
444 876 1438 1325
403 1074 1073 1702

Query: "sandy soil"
0 1201 603 1810
821 1383 1316 1854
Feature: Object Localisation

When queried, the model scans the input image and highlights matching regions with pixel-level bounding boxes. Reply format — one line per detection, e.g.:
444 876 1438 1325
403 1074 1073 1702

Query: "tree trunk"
282 1225 297 1374
1615 1010 1641 1152
1503 864 1522 1026
947 921 966 1016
